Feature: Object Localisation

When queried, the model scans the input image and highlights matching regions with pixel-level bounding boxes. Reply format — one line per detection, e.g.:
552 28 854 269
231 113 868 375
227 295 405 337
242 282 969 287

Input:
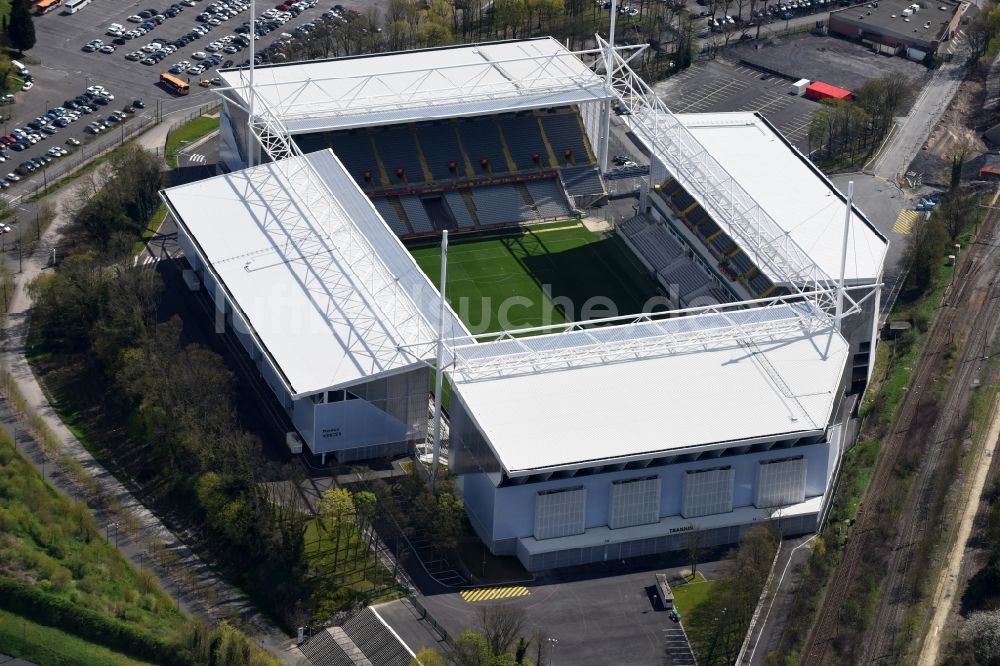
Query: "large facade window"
682 466 734 518
755 457 806 508
534 487 586 540
609 476 661 529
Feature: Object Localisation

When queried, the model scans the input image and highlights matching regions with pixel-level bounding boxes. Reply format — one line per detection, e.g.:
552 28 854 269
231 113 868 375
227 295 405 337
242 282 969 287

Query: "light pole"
547 637 558 666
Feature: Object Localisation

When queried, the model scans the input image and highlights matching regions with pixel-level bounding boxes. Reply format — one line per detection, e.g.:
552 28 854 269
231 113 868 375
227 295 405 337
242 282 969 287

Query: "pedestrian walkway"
460 585 531 603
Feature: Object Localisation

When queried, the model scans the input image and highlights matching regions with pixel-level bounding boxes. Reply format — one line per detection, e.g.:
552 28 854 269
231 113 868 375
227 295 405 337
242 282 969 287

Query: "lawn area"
0 607 155 666
303 517 400 618
410 224 661 334
165 113 220 168
672 579 716 618
0 1 9 25
673 578 719 653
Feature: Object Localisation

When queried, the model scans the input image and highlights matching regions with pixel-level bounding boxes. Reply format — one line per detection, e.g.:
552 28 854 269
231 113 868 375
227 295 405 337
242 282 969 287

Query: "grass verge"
165 114 220 168
0 607 155 666
132 204 168 255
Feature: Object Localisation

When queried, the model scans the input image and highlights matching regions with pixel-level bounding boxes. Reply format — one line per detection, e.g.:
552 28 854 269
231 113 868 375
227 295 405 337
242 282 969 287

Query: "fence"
1 102 219 208
408 595 449 642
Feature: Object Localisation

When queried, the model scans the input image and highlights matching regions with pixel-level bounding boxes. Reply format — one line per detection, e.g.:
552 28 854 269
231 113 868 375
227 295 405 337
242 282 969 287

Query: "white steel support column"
638 176 649 213
431 230 449 482
835 181 853 327
598 98 611 173
599 0 618 174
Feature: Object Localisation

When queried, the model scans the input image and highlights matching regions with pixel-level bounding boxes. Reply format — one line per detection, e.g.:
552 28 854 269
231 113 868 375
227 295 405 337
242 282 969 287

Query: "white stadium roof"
672 112 887 284
219 38 612 134
162 150 468 398
452 315 849 475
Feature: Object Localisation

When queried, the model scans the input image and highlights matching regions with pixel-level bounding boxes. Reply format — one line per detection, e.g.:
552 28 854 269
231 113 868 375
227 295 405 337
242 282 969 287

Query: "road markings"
187 153 206 163
460 586 531 603
892 209 920 234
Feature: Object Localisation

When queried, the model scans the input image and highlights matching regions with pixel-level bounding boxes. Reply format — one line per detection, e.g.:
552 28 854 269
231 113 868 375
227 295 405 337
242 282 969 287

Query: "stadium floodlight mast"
835 181 854 327
431 230 448 483
247 0 255 168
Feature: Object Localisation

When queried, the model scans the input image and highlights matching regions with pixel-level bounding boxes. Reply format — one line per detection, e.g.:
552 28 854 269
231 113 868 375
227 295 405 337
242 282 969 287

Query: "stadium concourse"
161 37 888 571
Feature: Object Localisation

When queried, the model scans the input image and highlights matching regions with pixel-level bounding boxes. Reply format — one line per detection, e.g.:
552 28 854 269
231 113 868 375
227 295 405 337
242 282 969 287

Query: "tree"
411 647 448 666
513 636 530 664
7 0 35 55
963 6 1000 66
319 487 356 568
530 629 548 666
901 205 947 296
354 490 378 579
937 189 978 241
686 527 702 578
431 491 464 554
963 610 1000 666
449 630 492 666
476 604 526 657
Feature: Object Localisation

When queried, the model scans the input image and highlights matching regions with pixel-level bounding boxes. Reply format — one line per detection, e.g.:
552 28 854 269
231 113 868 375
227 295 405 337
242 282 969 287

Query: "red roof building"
804 81 853 103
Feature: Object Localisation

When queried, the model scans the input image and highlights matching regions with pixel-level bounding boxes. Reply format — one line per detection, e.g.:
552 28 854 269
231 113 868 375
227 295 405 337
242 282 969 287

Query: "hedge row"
0 576 185 665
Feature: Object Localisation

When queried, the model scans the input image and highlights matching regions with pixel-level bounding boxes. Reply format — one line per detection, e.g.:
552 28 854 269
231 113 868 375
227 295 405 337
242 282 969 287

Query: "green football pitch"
409 223 663 334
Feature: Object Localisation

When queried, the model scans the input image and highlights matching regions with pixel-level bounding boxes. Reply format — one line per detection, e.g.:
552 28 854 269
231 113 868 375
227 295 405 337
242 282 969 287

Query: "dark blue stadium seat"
328 130 379 185
458 117 509 175
373 126 425 185
540 111 592 165
498 113 547 171
418 122 465 181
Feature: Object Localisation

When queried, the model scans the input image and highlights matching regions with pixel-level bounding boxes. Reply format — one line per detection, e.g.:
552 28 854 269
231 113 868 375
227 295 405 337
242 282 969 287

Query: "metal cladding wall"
516 512 818 571
469 440 834 548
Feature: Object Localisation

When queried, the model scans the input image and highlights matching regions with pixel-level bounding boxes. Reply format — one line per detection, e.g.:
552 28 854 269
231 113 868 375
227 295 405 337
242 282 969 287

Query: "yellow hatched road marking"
460 586 531 603
893 209 920 234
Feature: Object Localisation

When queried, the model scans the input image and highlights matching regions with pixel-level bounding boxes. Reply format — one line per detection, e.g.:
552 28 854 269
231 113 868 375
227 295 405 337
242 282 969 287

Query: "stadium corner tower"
163 37 887 571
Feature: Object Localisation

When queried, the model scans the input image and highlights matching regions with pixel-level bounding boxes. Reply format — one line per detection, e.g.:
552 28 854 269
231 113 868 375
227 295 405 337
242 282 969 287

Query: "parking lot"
655 59 818 150
1 0 356 199
407 555 726 666
728 32 930 96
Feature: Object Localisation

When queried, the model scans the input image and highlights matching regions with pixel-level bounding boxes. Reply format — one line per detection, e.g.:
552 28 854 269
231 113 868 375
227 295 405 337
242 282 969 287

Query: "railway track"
802 198 1000 665
864 219 1000 664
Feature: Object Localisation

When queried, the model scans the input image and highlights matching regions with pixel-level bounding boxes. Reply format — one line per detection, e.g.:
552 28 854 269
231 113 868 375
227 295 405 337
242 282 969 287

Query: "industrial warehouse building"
828 0 968 59
163 37 887 571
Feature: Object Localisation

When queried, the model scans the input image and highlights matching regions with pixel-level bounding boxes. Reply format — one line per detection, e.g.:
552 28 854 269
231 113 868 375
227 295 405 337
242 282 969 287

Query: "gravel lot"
728 32 930 94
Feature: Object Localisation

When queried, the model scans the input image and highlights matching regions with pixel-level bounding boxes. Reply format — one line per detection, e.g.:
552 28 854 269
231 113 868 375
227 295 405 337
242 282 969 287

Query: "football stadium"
161 36 888 571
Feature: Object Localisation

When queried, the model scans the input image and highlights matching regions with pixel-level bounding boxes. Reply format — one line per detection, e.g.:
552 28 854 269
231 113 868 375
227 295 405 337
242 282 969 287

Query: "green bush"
0 576 184 665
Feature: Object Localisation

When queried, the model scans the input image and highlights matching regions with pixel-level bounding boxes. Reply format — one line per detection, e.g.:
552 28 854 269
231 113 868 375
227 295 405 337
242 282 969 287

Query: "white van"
11 60 27 76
